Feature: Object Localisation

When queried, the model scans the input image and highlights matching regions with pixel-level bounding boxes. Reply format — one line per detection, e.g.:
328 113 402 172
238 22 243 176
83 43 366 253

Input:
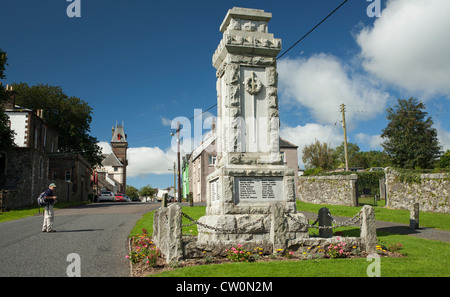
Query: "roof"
279 137 298 149
101 153 123 167
111 123 127 143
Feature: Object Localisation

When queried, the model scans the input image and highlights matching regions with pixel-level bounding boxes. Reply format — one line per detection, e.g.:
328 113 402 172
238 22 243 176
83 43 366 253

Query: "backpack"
37 192 47 207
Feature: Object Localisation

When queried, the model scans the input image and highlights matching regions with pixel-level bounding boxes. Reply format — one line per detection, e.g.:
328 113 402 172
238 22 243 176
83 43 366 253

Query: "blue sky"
1 0 449 190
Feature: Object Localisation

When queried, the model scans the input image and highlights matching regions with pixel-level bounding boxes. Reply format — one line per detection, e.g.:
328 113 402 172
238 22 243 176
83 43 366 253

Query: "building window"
281 152 286 164
38 157 44 179
209 155 217 166
43 127 47 148
65 171 71 181
34 128 38 149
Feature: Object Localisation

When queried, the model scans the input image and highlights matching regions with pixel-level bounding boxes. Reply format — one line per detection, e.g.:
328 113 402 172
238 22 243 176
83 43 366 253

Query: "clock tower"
111 122 128 193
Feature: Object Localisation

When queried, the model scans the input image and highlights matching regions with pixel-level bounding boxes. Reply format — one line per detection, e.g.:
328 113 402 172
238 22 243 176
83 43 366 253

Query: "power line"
126 103 217 142
277 0 350 60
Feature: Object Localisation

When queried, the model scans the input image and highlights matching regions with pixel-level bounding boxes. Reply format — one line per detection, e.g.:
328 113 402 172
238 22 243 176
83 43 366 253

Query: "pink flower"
125 255 130 259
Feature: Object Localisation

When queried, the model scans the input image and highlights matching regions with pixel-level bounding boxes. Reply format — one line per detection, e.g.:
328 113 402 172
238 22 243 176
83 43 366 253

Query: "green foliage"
302 140 336 170
381 98 442 169
355 171 385 196
139 185 158 198
126 233 160 267
391 167 448 183
126 185 139 199
225 244 253 262
437 150 450 168
11 82 102 167
0 49 15 150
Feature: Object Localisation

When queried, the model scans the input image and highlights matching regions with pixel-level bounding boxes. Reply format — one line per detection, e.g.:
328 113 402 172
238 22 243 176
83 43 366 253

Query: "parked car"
123 195 131 202
98 191 115 202
115 193 125 202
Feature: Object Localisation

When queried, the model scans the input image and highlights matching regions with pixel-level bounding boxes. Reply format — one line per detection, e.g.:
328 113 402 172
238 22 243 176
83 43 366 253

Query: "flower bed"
126 231 405 277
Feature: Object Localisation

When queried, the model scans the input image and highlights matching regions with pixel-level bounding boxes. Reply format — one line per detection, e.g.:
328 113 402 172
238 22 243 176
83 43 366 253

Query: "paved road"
0 202 161 277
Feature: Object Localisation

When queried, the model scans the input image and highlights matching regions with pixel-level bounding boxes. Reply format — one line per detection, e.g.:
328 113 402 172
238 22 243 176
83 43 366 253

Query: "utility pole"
341 104 349 172
173 162 176 200
176 121 182 202
170 121 183 202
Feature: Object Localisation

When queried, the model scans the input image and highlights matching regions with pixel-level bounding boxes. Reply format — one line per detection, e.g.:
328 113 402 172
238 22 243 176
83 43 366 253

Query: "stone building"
0 88 92 209
189 131 217 203
279 137 299 199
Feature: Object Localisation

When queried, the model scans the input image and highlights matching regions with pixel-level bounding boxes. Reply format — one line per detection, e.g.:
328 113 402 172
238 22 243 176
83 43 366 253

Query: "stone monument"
197 7 308 250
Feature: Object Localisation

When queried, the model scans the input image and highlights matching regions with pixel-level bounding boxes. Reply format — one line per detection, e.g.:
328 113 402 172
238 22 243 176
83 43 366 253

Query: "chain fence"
181 209 362 233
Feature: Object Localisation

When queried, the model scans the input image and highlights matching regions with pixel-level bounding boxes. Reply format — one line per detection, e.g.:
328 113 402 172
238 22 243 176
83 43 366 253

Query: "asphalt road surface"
0 202 161 277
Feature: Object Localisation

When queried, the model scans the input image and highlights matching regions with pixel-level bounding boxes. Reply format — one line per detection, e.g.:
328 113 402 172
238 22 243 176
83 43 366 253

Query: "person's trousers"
42 203 54 232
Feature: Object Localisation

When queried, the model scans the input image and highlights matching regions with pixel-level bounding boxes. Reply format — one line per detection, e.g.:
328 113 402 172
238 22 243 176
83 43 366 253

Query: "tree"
437 150 450 168
12 82 102 167
360 150 392 168
334 142 366 168
302 140 336 170
381 98 442 169
0 49 15 151
126 185 139 200
139 185 158 198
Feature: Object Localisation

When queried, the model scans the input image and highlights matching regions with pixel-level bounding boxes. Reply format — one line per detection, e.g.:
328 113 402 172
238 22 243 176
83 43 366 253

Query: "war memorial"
152 7 377 264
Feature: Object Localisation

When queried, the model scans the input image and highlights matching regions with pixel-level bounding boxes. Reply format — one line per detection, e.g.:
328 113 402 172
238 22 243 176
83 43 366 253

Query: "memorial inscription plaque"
235 177 283 203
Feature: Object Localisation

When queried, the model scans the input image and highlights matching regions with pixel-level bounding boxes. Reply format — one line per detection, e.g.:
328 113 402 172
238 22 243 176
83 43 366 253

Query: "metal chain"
181 211 270 233
285 210 362 230
182 210 361 232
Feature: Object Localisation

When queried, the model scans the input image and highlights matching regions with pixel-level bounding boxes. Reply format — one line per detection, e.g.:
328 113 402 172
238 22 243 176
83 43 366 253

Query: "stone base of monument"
153 203 377 263
196 202 310 254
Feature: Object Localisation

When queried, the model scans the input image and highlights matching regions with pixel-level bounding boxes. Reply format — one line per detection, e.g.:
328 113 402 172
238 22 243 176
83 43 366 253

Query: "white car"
98 191 115 202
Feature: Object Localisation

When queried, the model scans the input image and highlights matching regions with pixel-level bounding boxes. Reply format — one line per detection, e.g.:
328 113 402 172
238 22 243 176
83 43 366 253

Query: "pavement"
299 210 450 243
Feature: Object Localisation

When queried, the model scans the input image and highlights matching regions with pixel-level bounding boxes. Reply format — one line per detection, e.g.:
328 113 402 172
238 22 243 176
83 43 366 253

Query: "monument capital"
213 7 282 69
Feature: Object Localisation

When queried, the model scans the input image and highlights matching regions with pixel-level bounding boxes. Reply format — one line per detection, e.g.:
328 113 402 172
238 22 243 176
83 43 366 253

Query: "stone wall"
386 169 449 213
298 174 358 206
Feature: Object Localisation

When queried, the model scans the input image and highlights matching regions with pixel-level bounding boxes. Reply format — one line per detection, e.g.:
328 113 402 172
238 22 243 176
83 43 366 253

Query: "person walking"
42 183 57 233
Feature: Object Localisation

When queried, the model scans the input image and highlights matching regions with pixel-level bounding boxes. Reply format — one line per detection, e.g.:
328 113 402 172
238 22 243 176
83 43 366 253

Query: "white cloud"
98 141 112 154
356 0 450 98
280 123 343 169
436 123 450 151
355 133 382 150
160 116 172 127
98 141 176 178
127 146 176 177
278 54 390 126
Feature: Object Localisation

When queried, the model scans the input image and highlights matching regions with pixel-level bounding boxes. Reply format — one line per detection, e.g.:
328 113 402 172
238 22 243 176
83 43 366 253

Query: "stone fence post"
410 202 419 230
318 207 333 238
152 204 183 264
270 203 287 253
360 205 377 253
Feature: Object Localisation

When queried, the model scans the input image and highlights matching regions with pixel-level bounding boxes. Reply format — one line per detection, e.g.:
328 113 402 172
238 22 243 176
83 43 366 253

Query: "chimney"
4 84 16 110
211 118 216 132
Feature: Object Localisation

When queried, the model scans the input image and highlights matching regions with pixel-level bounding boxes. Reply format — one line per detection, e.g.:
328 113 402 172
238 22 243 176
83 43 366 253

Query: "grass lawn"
0 201 91 223
128 202 450 277
297 200 450 231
